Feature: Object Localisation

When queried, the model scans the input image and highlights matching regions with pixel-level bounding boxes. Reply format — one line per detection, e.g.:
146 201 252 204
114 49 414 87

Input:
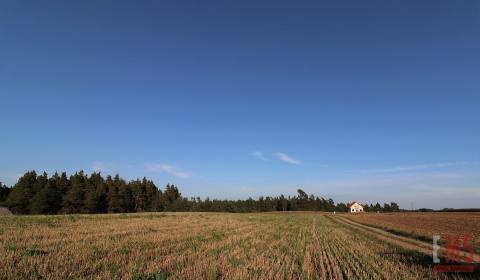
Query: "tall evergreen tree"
91 172 107 213
6 171 37 214
390 202 400 212
0 182 10 203
32 172 48 197
163 184 181 203
132 179 147 212
56 172 70 196
106 175 122 213
61 171 86 213
83 180 99 213
335 202 348 212
30 181 60 214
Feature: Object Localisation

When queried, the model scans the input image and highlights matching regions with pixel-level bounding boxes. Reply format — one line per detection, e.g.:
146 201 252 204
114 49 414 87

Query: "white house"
347 202 364 213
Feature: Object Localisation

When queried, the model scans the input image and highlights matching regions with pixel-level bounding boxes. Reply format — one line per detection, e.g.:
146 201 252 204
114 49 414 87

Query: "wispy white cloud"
428 172 466 179
251 151 270 161
303 170 480 209
360 162 469 174
275 152 302 165
146 164 193 178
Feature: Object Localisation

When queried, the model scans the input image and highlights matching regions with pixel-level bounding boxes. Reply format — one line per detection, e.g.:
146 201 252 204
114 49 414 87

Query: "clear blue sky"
1 1 479 209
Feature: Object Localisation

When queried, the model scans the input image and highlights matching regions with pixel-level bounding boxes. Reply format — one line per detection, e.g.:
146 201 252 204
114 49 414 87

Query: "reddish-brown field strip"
345 212 480 241
331 215 480 264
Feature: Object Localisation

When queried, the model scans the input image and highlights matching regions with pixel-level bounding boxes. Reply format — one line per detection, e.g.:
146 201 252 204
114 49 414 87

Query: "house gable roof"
347 201 362 208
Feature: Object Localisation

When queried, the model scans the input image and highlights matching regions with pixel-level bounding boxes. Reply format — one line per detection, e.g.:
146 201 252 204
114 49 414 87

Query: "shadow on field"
395 248 480 279
328 215 480 279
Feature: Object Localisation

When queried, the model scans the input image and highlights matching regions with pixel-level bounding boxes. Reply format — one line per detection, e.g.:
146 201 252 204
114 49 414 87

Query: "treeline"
0 171 400 214
417 208 480 213
361 202 400 212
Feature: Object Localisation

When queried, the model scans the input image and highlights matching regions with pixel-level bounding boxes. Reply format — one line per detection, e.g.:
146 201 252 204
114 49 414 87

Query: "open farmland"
0 212 479 279
345 212 480 244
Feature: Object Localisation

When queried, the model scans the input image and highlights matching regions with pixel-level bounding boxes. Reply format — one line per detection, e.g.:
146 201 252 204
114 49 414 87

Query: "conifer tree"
106 175 122 213
61 172 86 213
30 181 60 214
6 171 37 214
91 173 107 213
56 172 70 196
83 181 98 213
0 182 10 203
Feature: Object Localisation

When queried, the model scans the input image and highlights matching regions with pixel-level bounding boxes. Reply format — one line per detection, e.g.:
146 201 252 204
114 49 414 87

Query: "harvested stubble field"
345 212 480 244
0 212 478 280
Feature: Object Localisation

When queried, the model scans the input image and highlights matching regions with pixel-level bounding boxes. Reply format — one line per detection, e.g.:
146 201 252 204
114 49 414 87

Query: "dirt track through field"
2 212 479 279
329 215 480 263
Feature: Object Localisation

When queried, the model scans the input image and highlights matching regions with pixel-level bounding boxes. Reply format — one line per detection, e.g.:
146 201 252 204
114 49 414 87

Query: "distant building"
347 202 364 213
